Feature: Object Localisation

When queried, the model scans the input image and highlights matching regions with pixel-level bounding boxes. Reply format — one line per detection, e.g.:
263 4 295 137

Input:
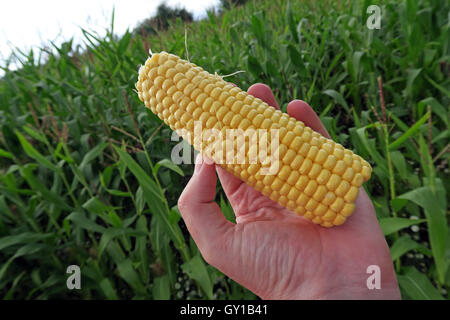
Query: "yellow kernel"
301 130 311 142
333 148 344 159
304 180 318 197
222 112 234 125
315 149 328 164
295 207 306 216
326 174 341 191
335 180 351 197
305 198 319 211
308 163 322 179
312 216 322 224
271 112 281 123
307 146 319 159
323 155 337 170
290 155 304 170
248 112 261 127
279 116 289 127
330 197 345 212
296 193 310 206
317 169 331 185
279 184 290 196
332 160 346 175
239 105 251 117
286 200 296 211
216 106 228 120
361 165 372 181
293 124 304 135
321 142 333 154
162 96 173 108
304 212 314 220
333 215 347 226
342 167 355 181
322 221 334 228
282 131 295 146
341 203 355 217
351 173 364 186
176 78 190 91
261 119 272 129
343 154 353 166
283 149 296 164
344 186 359 203
299 158 313 175
271 177 283 191
352 160 362 172
322 210 336 222
310 137 320 146
287 171 300 185
287 187 300 201
294 175 309 191
298 143 310 157
210 87 222 99
290 136 303 150
263 174 275 186
312 185 327 202
261 186 271 196
206 117 217 129
278 165 291 181
322 192 336 206
313 204 328 216
230 114 243 128
224 96 237 109
202 97 214 112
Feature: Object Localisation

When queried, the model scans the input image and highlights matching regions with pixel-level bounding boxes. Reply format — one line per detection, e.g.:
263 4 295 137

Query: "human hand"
178 83 401 300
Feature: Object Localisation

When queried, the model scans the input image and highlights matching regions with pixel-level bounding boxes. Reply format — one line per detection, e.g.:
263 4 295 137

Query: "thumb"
178 154 234 262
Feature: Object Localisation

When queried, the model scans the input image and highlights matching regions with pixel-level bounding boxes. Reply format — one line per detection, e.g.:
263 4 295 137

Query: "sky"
0 0 220 66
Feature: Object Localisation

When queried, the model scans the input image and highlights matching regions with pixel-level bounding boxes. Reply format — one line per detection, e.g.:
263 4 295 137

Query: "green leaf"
398 182 448 284
114 146 164 202
117 259 146 295
20 164 72 211
379 217 426 236
99 278 119 300
79 142 108 170
153 159 184 176
152 275 170 300
82 197 109 214
66 211 105 233
181 254 213 299
322 89 350 113
398 267 444 300
220 196 236 223
389 111 430 150
247 55 264 78
0 232 53 251
22 126 48 144
0 148 13 159
0 243 46 283
287 44 305 72
390 235 421 261
98 228 145 259
16 131 59 172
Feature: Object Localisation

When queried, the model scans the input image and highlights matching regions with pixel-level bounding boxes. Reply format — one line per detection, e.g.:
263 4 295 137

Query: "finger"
178 155 234 256
287 100 331 139
248 83 280 109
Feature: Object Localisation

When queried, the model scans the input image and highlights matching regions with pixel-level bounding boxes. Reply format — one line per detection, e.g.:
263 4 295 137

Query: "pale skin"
178 83 401 300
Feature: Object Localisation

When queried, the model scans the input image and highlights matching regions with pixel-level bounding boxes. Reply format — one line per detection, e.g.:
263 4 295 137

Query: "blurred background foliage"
0 0 448 299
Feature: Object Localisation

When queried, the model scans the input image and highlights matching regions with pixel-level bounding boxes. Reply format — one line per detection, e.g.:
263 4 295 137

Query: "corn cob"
135 52 372 227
